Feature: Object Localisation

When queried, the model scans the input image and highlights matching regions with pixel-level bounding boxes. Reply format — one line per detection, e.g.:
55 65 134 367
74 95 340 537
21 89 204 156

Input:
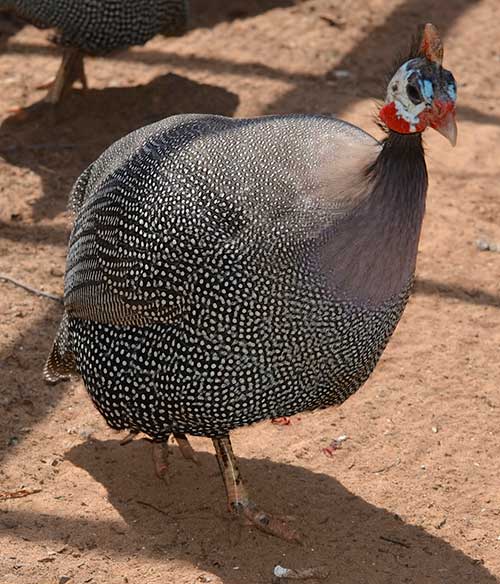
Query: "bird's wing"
64 114 231 326
63 114 379 327
64 171 190 326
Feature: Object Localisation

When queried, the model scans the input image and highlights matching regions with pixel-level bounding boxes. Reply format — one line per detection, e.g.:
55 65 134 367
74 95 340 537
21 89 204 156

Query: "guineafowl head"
379 23 457 145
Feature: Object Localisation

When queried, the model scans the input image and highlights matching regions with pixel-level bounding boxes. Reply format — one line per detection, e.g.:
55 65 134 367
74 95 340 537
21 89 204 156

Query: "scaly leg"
212 435 301 542
152 440 170 480
151 433 199 480
43 47 87 104
173 432 200 464
7 47 86 115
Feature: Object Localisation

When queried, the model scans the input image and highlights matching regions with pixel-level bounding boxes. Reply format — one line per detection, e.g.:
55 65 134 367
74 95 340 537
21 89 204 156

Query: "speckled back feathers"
7 0 188 53
45 114 425 438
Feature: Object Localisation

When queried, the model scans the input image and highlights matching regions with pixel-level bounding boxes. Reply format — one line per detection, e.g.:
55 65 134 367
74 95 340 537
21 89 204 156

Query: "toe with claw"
213 435 302 543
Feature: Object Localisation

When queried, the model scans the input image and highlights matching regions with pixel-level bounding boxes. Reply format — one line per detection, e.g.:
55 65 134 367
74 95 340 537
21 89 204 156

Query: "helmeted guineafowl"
45 24 457 541
0 0 188 103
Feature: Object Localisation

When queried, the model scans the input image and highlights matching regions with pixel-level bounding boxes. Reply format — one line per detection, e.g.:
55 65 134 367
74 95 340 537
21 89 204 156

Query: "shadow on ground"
2 438 496 583
0 11 25 48
415 278 500 309
189 0 295 28
0 304 64 465
0 220 69 247
0 74 238 220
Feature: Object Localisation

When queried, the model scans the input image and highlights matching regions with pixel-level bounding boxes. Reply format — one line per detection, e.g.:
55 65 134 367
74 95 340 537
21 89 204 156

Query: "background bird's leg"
152 440 170 481
43 47 87 104
173 432 200 464
212 435 301 543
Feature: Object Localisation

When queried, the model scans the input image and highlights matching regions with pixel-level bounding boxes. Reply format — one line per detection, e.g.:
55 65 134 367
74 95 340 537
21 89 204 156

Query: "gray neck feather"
318 132 428 305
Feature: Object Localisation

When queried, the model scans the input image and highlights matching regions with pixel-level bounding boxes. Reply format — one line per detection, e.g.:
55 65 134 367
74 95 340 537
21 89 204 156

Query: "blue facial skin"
447 82 457 101
400 58 457 108
421 79 434 103
402 60 435 105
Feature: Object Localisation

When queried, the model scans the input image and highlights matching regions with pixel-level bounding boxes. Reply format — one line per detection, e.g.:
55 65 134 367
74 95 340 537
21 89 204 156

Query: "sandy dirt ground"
0 1 500 583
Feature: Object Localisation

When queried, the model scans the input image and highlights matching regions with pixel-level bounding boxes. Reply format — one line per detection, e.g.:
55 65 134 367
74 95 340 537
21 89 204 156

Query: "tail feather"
43 312 77 384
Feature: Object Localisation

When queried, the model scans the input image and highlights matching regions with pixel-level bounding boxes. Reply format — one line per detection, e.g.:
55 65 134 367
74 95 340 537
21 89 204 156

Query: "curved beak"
435 109 457 146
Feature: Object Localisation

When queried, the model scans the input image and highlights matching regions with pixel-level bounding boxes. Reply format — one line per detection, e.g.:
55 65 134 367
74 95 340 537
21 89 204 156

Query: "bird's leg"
7 47 86 116
173 432 200 464
212 435 301 543
43 47 87 104
150 434 199 481
152 440 170 481
120 429 139 445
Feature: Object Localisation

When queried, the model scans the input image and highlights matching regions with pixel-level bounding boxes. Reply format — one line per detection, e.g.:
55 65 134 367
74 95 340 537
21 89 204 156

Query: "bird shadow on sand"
0 304 64 466
0 73 239 221
456 104 500 127
189 0 295 28
0 219 69 248
4 437 497 583
415 278 500 309
0 11 25 48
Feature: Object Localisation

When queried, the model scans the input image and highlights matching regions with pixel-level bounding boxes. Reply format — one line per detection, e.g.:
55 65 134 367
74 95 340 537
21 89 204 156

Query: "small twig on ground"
379 535 411 549
273 565 330 581
0 489 42 501
136 500 170 516
373 457 401 473
318 14 346 28
0 273 63 303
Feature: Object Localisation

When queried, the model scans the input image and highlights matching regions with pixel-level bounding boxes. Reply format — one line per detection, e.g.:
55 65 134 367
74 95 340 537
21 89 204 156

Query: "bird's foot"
212 435 302 543
271 417 291 426
233 500 301 543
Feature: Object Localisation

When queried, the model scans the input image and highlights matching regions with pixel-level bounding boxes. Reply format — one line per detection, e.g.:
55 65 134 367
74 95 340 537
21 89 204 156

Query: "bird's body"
45 24 457 540
2 0 187 53
1 0 188 102
47 114 423 438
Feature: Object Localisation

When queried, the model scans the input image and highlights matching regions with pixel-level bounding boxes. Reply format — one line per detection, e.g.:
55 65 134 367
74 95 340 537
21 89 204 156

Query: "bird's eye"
406 84 422 105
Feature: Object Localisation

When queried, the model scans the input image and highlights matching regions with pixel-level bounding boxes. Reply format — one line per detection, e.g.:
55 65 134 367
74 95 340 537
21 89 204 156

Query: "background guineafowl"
0 0 188 103
45 24 457 541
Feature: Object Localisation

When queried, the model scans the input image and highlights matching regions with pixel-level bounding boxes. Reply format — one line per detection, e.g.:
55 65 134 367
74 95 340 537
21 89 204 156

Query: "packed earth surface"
1 1 499 583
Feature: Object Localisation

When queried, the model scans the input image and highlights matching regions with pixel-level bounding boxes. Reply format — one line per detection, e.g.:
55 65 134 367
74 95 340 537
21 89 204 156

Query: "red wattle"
379 102 426 134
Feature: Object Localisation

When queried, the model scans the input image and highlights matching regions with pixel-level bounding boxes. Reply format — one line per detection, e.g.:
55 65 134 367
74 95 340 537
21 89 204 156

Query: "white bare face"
385 60 434 132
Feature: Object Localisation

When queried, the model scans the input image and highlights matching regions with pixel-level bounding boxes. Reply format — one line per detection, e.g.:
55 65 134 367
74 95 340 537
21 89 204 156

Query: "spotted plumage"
45 114 418 438
45 23 458 541
1 0 188 53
